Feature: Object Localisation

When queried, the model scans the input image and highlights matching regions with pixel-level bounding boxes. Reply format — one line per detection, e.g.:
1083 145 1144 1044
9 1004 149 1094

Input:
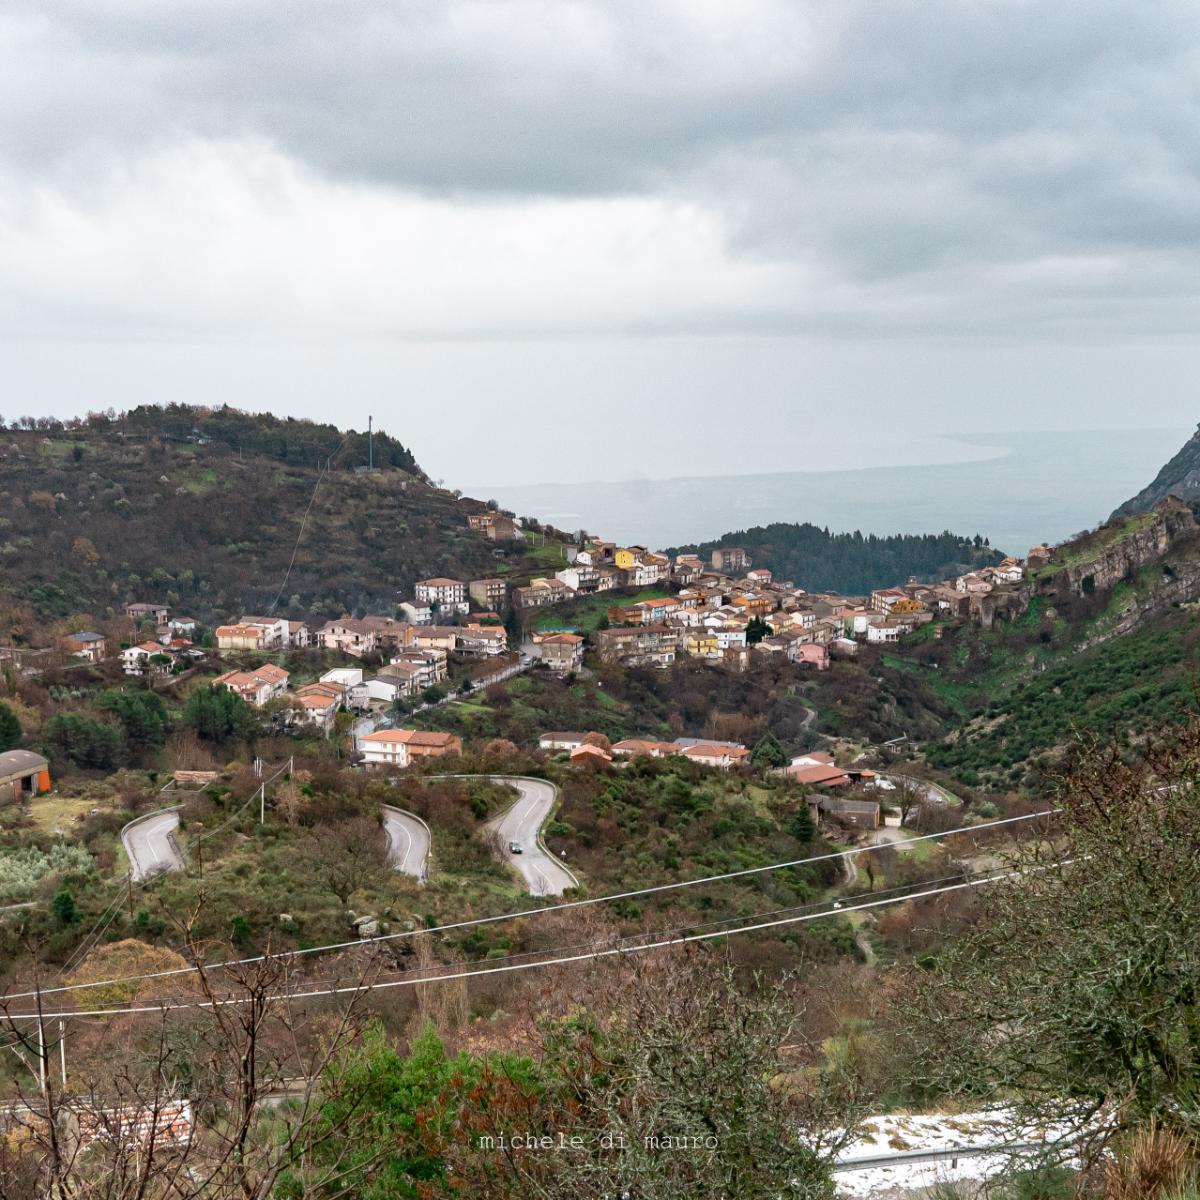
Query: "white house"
714 627 748 651
358 677 404 705
237 616 290 649
866 621 902 644
399 601 433 626
121 642 166 676
213 664 290 706
414 578 469 615
358 728 462 768
678 741 751 771
292 690 340 731
316 618 378 658
556 565 602 593
456 625 507 656
994 557 1025 583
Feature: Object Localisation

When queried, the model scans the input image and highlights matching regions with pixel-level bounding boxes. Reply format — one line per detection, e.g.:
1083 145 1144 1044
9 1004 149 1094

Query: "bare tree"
0 910 390 1200
892 776 922 827
305 816 389 906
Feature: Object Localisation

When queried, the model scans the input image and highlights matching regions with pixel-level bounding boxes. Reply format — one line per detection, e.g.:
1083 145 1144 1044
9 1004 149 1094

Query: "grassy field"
26 794 101 835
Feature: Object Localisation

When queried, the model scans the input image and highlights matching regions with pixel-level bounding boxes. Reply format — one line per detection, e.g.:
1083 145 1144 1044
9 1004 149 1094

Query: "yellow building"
215 624 267 652
684 629 720 658
731 592 774 618
614 548 636 570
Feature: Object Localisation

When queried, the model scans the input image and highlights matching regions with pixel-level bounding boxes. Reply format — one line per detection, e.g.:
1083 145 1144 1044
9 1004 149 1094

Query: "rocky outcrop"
1024 497 1200 650
1037 497 1198 601
1113 424 1200 518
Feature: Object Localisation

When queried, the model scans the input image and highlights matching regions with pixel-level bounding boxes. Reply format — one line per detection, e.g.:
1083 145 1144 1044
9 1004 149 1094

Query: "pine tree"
750 731 787 768
788 804 816 846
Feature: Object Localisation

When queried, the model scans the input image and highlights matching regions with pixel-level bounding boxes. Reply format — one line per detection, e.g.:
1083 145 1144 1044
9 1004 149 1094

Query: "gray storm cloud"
1 0 1199 471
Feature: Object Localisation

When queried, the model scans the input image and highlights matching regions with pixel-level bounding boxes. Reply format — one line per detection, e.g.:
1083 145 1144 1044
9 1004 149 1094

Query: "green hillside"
917 500 1200 789
0 406 562 626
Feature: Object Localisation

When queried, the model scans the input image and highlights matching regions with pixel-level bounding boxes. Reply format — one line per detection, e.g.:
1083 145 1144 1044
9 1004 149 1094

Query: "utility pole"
368 415 374 471
259 783 266 825
58 1021 66 1087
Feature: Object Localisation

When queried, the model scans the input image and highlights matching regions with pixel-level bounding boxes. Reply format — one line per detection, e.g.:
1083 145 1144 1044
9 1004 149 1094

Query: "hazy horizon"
475 427 1189 554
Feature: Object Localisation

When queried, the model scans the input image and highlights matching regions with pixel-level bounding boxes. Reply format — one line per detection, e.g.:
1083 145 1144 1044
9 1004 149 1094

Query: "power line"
266 434 349 615
0 809 1057 1004
4 864 1043 1022
283 868 978 998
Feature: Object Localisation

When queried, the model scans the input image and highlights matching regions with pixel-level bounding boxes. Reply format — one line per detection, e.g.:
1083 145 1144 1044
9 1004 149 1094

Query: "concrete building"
316 618 378 658
540 632 584 674
710 547 750 574
63 631 106 662
469 578 508 610
125 602 169 627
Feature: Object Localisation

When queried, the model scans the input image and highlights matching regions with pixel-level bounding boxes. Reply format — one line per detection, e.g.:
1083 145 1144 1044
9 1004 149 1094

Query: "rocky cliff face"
1113 424 1200 518
1032 497 1200 648
1045 497 1198 598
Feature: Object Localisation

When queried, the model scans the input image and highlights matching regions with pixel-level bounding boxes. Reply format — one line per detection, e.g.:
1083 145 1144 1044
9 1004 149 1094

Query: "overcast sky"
2 2 1198 486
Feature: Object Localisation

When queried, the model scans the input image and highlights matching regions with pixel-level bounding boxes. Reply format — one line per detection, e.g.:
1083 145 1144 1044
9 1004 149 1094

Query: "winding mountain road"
381 805 431 881
482 777 578 897
122 808 184 882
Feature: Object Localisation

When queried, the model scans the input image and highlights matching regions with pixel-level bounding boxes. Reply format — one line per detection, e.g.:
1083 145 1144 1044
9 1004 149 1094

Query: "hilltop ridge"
0 406 560 625
1112 422 1200 518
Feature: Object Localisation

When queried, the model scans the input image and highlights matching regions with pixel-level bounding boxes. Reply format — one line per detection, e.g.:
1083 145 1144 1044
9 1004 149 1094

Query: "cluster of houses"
78 519 1035 707
205 653 455 732
538 731 753 770
214 606 507 662
59 603 203 675
508 536 1034 669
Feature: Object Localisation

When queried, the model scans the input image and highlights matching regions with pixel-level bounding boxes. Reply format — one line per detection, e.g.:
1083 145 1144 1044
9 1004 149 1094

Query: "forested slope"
0 407 549 626
669 522 1003 593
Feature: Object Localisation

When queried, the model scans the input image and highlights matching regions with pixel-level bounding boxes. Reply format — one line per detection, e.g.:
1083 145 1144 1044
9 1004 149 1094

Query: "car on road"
509 841 523 854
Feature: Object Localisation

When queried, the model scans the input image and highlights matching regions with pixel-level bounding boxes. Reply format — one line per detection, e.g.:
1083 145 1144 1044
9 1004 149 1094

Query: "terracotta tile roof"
612 738 674 755
570 743 613 761
681 743 750 760
361 728 459 747
783 764 852 786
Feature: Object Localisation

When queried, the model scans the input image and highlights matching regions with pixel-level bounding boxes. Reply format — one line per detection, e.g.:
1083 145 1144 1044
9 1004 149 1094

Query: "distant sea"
479 429 1189 556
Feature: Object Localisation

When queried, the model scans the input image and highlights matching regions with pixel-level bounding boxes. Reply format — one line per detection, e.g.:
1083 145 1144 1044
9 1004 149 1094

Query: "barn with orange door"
0 750 52 802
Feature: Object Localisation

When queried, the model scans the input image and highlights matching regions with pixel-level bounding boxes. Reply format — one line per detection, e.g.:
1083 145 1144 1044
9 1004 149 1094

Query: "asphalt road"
381 805 431 881
123 808 184 882
483 777 578 897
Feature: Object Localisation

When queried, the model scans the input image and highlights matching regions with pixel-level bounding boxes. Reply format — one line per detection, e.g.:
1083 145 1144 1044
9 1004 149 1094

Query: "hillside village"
58 503 1033 697
29 500 1043 833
